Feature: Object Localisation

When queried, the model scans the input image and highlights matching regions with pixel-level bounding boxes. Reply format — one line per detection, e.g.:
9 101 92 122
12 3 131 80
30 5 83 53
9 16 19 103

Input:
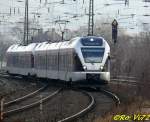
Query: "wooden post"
0 98 4 121
40 95 43 117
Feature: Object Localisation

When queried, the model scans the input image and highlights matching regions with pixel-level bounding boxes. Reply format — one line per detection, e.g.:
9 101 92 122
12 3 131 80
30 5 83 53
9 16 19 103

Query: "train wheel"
22 75 28 79
27 73 31 77
6 70 9 74
68 78 72 87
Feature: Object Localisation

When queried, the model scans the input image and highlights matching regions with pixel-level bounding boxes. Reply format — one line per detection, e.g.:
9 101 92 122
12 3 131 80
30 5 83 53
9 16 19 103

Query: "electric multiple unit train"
5 36 110 84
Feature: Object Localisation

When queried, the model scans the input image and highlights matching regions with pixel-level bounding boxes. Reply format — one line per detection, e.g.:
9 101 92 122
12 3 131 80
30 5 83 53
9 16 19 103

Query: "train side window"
63 55 65 68
36 55 38 68
49 54 51 69
55 54 57 70
48 54 51 69
63 55 65 69
38 55 40 69
48 55 51 69
31 54 34 68
40 56 44 69
52 55 54 69
44 55 46 69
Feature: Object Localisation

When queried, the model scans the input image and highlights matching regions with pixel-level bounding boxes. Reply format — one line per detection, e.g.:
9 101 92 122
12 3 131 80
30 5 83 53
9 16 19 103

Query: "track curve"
100 88 120 105
4 84 48 106
57 87 120 122
4 88 61 116
58 90 95 122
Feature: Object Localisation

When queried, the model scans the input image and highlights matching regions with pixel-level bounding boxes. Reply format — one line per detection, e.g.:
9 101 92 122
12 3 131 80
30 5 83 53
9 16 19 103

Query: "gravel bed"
76 91 115 122
0 77 44 102
5 86 57 111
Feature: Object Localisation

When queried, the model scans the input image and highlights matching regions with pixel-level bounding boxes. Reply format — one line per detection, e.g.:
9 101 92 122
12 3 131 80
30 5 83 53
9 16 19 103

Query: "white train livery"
5 36 110 84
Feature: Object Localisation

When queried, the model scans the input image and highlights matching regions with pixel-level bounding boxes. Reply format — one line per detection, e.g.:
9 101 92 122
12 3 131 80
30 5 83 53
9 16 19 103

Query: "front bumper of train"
71 71 110 82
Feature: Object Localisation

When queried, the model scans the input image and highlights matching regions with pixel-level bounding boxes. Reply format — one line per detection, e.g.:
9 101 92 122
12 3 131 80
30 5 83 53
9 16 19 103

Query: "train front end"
72 36 110 84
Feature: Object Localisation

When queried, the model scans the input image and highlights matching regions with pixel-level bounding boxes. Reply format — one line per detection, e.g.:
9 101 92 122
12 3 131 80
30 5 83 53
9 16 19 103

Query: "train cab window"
81 48 105 63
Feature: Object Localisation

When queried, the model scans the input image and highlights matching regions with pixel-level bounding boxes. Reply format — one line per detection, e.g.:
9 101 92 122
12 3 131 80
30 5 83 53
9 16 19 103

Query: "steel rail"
111 75 137 79
4 84 48 106
58 90 95 122
111 77 150 86
58 87 120 122
0 75 48 106
100 88 120 105
4 89 61 116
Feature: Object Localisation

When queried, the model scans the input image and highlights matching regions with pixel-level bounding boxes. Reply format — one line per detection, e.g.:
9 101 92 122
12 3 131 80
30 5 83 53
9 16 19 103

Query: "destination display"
81 37 103 46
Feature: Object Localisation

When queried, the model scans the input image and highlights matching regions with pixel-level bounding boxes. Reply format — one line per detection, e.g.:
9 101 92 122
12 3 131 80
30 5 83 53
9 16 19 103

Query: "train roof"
6 43 37 53
6 36 109 53
34 37 80 51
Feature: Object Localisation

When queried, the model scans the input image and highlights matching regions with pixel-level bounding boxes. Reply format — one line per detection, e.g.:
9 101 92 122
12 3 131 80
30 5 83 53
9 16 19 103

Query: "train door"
73 52 84 71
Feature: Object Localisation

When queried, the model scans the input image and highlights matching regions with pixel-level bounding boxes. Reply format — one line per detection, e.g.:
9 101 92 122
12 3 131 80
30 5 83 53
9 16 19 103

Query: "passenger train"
5 36 110 84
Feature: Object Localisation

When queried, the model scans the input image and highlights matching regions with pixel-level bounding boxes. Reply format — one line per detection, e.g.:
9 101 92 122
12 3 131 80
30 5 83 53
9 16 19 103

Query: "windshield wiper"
85 58 94 64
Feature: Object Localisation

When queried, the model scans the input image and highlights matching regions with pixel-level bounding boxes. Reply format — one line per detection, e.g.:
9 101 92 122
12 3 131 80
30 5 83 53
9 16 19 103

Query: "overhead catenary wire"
0 0 150 37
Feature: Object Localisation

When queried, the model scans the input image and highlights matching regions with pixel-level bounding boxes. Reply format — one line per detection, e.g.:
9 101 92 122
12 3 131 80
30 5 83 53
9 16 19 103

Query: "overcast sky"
0 0 150 35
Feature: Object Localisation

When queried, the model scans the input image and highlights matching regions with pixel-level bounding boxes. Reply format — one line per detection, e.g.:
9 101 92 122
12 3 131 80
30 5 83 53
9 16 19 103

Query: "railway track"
0 76 61 118
4 88 61 117
0 74 61 120
0 72 24 80
3 87 120 122
4 88 91 122
0 72 120 122
111 75 150 86
0 74 47 101
111 75 138 83
58 90 95 122
57 87 120 122
100 88 120 105
0 71 10 78
4 84 50 112
4 84 48 106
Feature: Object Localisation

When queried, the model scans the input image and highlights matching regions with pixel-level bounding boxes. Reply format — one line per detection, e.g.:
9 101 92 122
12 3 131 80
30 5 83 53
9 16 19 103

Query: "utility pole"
23 0 29 45
88 0 94 36
27 0 29 45
23 0 26 45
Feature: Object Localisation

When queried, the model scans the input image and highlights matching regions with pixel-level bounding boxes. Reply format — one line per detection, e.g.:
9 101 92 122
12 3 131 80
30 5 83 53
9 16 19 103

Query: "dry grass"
95 96 149 122
95 82 150 122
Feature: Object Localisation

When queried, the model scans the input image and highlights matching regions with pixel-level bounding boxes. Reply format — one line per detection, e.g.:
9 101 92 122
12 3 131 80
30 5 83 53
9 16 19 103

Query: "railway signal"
125 0 129 6
112 19 118 44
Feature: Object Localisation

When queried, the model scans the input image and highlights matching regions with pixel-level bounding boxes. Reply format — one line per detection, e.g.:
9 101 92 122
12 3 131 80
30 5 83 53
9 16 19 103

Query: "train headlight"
83 65 87 70
100 66 103 71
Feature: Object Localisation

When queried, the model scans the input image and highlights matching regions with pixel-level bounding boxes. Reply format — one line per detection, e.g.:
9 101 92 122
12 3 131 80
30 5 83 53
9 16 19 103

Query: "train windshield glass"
81 48 105 63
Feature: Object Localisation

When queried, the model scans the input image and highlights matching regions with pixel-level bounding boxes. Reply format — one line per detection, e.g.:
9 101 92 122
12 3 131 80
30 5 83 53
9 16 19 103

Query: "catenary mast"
23 0 29 45
88 0 94 36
